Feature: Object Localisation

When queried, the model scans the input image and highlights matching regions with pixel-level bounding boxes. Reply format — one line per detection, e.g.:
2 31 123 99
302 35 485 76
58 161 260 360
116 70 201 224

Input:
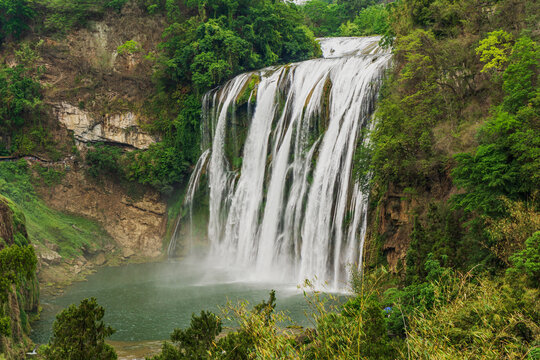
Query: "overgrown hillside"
363 0 539 281
0 195 38 359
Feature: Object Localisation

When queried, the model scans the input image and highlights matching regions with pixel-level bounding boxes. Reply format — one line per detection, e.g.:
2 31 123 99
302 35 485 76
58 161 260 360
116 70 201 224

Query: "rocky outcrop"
38 167 167 258
377 193 415 273
54 102 158 149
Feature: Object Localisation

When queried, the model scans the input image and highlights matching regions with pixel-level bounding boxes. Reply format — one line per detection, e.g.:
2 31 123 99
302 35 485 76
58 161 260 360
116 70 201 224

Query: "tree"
0 0 34 45
475 30 513 73
0 63 42 132
43 298 117 360
151 311 222 360
453 36 539 215
508 232 540 288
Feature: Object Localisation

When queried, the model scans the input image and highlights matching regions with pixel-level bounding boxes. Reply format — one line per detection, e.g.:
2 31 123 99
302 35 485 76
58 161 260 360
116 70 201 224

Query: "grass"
0 160 112 258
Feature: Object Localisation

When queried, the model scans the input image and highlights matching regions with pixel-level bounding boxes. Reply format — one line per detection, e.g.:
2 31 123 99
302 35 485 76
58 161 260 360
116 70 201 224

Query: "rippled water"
31 260 324 343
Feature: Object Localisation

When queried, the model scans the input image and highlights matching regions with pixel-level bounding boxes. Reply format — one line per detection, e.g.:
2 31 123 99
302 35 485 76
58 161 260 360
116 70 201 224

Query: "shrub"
117 40 142 55
42 298 117 360
508 232 540 288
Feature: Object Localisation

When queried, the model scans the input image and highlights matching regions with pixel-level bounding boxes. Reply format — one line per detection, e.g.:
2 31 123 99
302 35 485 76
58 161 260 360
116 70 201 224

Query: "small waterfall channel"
171 37 391 290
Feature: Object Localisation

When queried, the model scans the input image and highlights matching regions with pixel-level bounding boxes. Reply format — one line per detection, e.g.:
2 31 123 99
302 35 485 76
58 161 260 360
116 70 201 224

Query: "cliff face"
37 167 167 258
53 102 158 149
364 177 456 273
0 196 39 360
8 4 171 265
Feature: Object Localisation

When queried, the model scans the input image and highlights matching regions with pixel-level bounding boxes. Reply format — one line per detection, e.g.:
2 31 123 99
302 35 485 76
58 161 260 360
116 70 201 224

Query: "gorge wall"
6 3 171 270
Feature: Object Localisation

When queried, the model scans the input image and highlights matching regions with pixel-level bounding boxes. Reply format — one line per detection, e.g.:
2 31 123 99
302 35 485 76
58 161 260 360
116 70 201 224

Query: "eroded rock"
54 102 158 149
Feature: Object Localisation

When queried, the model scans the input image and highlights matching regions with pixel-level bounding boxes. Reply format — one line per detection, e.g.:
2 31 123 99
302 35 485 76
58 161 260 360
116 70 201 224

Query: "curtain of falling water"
180 37 391 290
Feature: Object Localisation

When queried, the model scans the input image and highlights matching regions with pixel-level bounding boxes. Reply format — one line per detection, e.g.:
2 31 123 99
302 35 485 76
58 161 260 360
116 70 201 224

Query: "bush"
339 4 390 36
406 276 539 359
42 298 117 360
86 143 125 179
0 0 35 45
117 40 142 55
508 232 540 288
151 311 222 359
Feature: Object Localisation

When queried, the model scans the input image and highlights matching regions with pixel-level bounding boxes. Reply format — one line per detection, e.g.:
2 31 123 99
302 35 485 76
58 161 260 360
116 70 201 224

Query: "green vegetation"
0 44 42 147
0 195 39 358
452 33 539 216
130 0 322 191
41 298 117 360
0 242 37 338
362 0 539 282
150 291 278 360
40 0 130 35
117 39 142 55
85 142 188 194
149 260 539 359
0 160 112 258
339 4 389 37
299 0 389 37
0 0 34 45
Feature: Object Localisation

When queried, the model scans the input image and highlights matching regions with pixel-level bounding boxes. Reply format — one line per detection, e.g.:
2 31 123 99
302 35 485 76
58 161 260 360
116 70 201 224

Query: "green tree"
0 0 34 45
0 63 42 132
453 36 539 215
508 231 540 288
476 30 513 72
301 0 347 36
43 298 117 360
339 4 389 36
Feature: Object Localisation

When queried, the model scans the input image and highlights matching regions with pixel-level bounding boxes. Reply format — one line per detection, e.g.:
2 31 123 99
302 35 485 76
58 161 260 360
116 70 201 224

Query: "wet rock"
39 248 62 265
94 252 107 266
122 248 135 258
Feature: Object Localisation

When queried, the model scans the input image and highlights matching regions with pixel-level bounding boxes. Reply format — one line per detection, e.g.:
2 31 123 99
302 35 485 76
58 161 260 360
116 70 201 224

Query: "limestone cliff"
37 165 167 258
53 102 158 149
364 178 455 273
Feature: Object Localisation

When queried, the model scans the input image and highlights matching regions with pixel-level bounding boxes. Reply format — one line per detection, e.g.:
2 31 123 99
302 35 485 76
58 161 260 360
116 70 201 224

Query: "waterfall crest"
184 37 391 290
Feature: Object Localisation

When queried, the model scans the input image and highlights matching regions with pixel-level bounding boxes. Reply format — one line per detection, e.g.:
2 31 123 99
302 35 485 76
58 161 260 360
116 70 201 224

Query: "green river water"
31 260 332 343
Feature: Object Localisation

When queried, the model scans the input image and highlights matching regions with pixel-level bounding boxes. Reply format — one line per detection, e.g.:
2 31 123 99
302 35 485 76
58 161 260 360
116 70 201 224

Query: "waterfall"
184 37 391 290
167 149 211 257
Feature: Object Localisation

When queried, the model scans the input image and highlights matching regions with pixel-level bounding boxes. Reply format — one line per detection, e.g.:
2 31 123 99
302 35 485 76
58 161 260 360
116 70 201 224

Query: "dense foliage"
453 34 539 216
150 291 278 360
0 44 42 151
0 0 34 45
0 195 38 359
42 298 117 360
362 0 539 282
0 242 37 337
299 0 389 37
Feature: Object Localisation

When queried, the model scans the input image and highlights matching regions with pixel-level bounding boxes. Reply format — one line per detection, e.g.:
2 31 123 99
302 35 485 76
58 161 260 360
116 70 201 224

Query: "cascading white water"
167 149 211 257
185 37 391 290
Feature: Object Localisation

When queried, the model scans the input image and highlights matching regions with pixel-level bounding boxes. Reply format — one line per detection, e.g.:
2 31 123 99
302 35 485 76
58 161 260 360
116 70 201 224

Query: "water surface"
31 260 321 343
